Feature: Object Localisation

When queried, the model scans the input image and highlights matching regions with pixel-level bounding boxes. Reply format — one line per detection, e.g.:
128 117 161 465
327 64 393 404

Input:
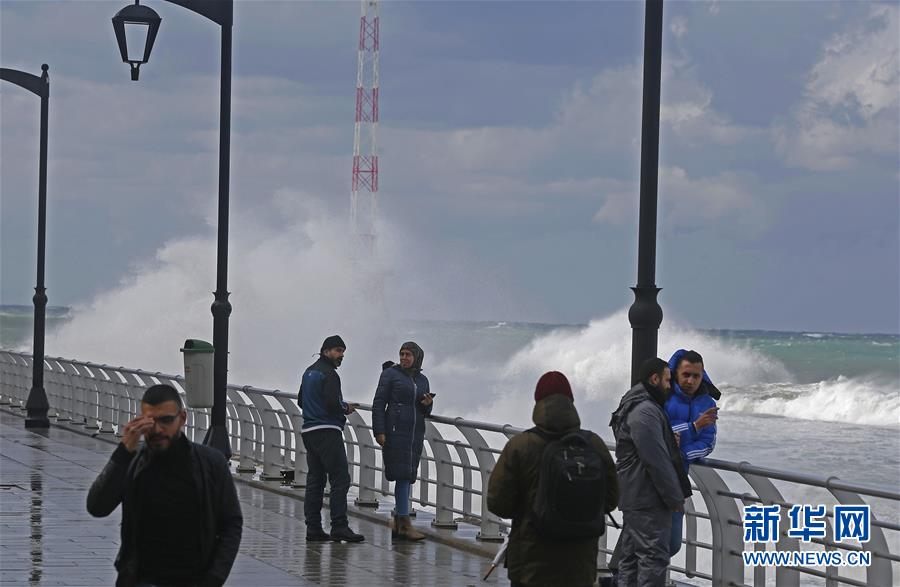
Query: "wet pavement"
0 409 508 586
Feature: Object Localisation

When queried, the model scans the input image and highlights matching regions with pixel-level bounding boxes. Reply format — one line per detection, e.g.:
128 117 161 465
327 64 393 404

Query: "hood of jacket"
668 348 720 401
609 382 667 432
610 383 647 432
532 393 581 434
400 341 424 373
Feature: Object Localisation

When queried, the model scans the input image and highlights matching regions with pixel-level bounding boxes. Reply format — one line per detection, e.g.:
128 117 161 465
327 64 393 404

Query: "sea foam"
720 376 900 428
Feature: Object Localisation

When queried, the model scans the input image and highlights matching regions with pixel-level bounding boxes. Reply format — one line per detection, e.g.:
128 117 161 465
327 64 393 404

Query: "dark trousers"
617 507 671 587
610 510 682 570
669 510 684 556
302 428 351 529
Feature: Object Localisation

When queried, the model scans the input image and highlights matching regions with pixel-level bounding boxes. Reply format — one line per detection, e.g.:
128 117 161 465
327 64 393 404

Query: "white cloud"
593 166 768 237
375 58 756 214
776 5 899 170
670 16 689 39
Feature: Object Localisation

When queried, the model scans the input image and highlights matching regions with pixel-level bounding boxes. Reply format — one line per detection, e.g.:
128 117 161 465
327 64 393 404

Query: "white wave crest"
465 310 791 428
720 376 900 427
40 191 522 395
44 193 398 393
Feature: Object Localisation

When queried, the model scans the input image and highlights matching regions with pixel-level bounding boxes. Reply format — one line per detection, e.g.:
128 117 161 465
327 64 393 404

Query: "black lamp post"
628 0 665 384
112 0 233 457
0 64 51 429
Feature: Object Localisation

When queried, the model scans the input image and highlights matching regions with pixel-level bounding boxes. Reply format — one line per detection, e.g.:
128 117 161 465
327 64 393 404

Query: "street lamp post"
0 64 51 429
112 0 233 457
628 0 665 384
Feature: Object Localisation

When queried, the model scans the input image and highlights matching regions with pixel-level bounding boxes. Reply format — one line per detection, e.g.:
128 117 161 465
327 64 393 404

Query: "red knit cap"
534 371 574 403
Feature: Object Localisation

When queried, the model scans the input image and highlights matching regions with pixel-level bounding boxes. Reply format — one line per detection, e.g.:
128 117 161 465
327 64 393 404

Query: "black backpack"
527 427 608 540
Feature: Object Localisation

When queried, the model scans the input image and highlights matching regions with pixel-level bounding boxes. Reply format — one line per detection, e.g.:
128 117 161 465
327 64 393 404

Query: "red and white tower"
350 0 380 259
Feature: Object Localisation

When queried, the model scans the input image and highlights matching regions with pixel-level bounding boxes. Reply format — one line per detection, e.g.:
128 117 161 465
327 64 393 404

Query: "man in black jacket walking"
87 384 242 587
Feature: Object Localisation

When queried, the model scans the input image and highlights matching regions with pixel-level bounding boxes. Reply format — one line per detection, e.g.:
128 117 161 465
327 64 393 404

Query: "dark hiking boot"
306 527 331 542
330 526 365 543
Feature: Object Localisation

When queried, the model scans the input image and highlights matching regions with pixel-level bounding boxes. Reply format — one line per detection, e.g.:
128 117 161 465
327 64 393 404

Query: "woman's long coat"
372 365 433 482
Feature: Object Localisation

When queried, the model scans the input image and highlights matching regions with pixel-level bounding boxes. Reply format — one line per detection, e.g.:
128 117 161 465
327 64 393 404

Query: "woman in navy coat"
372 341 434 541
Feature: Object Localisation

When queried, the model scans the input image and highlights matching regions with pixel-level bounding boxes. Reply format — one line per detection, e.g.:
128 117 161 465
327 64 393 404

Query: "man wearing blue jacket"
298 335 364 543
665 349 719 558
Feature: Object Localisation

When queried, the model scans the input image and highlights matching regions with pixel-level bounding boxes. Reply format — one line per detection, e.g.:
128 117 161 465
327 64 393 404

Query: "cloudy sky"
2 0 898 334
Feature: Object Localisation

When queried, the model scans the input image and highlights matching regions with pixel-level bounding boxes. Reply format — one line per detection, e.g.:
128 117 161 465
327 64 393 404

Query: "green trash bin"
180 339 214 408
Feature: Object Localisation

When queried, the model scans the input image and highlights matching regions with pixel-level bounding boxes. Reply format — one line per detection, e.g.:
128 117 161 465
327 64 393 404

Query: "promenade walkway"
0 410 508 586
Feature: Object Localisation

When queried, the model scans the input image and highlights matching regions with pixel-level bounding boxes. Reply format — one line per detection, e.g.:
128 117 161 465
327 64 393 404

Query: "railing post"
110 371 130 437
690 466 745 586
78 363 101 430
740 468 800 587
272 395 303 482
425 421 458 529
92 366 116 434
231 388 257 473
20 356 35 410
247 394 282 480
452 440 474 516
47 359 71 421
66 362 90 428
828 482 893 587
346 411 378 507
458 424 504 542
683 497 699 580
119 371 146 430
0 353 14 405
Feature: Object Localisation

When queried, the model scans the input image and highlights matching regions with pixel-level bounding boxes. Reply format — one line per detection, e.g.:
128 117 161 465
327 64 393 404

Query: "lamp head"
112 1 161 81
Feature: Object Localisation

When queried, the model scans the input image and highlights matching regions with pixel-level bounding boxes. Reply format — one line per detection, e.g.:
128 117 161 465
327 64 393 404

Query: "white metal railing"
1 350 897 586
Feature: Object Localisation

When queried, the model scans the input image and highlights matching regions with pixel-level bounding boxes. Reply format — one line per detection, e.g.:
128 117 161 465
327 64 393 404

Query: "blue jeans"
302 428 351 529
670 510 684 556
395 479 411 515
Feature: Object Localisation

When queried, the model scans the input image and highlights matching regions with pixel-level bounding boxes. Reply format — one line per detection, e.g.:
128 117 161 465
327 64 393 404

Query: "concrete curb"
237 476 502 560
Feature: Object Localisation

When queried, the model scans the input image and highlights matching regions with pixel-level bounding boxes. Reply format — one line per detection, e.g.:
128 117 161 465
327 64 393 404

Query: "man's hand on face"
694 407 719 431
121 415 155 453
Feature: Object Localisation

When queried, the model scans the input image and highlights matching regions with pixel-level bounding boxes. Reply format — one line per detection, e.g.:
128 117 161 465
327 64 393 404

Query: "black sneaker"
330 526 365 543
306 527 331 542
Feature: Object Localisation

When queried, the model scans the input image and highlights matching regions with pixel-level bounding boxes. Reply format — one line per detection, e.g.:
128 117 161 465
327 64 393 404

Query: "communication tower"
350 0 380 260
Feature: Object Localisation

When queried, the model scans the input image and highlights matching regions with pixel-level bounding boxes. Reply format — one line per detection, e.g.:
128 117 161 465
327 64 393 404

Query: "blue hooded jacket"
298 355 349 433
665 349 717 470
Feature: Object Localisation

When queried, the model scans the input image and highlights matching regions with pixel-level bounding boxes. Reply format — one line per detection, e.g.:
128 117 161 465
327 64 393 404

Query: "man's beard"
645 381 670 406
147 431 180 453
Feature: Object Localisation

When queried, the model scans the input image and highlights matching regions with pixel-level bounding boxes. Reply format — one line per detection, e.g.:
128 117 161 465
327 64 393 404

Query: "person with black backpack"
487 371 619 587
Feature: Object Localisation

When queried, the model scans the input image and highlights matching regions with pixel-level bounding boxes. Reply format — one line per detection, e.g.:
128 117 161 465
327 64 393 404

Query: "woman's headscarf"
400 341 424 373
